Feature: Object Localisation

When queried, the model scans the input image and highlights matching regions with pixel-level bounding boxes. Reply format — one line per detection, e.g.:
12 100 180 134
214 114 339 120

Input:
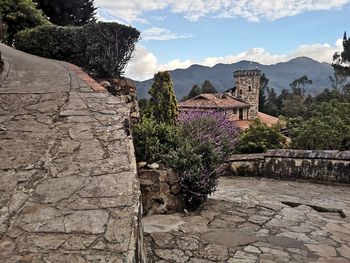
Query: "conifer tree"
148 71 178 124
201 80 217 93
35 0 96 26
0 0 49 44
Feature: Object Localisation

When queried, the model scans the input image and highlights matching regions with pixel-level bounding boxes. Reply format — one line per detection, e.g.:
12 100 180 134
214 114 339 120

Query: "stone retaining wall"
0 43 146 262
228 149 350 184
138 166 183 215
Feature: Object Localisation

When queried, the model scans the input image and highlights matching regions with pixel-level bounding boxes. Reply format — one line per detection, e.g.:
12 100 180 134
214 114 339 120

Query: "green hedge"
14 22 140 78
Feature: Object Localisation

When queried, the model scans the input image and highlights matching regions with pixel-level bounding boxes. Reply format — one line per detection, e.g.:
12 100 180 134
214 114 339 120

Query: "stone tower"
234 69 261 119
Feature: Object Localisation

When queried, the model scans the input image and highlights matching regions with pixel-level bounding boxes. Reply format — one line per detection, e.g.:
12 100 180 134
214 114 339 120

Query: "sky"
95 0 350 81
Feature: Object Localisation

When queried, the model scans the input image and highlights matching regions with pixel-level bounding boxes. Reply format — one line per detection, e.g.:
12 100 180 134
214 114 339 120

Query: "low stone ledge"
228 150 350 184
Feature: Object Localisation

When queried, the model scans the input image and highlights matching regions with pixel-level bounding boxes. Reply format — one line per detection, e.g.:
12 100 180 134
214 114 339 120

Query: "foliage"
35 0 96 26
14 22 140 78
332 32 350 93
168 110 238 209
0 0 49 44
83 23 140 77
201 80 217 93
15 25 86 64
259 73 268 112
236 119 286 154
132 110 238 210
289 75 313 96
182 81 217 101
183 84 201 100
289 101 350 150
148 71 178 124
132 117 181 162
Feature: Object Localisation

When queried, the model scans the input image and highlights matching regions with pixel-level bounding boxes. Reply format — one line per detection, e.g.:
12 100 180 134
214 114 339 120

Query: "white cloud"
95 0 350 23
142 27 193 41
125 46 158 80
125 39 342 81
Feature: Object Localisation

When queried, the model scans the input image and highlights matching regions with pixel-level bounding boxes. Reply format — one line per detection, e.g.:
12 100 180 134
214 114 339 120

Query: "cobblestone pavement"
0 44 142 262
144 177 350 262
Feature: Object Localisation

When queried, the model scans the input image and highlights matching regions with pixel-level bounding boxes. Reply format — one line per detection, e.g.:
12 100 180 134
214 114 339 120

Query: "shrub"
14 25 86 65
236 118 286 154
83 23 140 77
14 22 140 78
132 117 180 162
173 110 238 209
133 110 238 210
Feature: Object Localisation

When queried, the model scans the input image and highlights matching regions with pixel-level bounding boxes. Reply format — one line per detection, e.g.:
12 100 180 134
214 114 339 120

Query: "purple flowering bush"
163 110 238 209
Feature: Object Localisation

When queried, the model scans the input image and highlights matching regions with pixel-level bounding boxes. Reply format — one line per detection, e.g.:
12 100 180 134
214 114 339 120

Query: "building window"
239 90 243 96
248 86 252 92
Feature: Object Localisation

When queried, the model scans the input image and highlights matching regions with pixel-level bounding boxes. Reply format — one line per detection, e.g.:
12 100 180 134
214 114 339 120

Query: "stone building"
179 69 278 130
233 69 261 119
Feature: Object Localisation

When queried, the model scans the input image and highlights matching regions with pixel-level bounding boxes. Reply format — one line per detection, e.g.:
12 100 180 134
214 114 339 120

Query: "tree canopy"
0 0 49 44
35 0 96 26
201 80 217 93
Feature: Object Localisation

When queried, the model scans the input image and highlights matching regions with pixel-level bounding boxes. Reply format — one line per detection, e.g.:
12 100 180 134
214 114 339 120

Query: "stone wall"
228 149 350 184
0 43 146 262
138 165 183 215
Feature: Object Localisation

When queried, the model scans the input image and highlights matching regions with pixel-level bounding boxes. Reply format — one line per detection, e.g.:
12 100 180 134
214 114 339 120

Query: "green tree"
332 32 350 94
264 88 280 116
201 80 217 93
290 101 350 150
35 0 96 26
183 84 201 100
0 0 49 44
259 73 269 112
289 75 313 96
282 95 307 118
236 119 286 154
148 71 178 124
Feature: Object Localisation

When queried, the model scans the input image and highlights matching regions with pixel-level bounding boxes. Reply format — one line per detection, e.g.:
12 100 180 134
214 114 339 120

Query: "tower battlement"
234 69 261 77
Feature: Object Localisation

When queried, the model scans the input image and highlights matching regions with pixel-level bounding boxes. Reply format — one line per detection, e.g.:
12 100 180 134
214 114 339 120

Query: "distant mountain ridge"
135 57 334 99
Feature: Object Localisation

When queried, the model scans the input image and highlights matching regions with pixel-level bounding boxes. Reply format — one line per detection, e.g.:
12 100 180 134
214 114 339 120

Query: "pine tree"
35 0 96 26
201 80 217 93
184 85 201 100
148 71 178 124
0 0 49 44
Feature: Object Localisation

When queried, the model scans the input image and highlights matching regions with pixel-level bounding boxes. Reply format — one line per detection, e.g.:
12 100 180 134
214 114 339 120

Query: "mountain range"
134 57 334 100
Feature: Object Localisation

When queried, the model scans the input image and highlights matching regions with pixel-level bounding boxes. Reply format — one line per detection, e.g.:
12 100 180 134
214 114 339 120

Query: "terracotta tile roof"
236 112 279 130
257 112 279 127
179 93 250 109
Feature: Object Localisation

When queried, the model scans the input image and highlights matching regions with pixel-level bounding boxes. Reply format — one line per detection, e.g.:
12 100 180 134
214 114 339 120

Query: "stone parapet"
228 150 350 184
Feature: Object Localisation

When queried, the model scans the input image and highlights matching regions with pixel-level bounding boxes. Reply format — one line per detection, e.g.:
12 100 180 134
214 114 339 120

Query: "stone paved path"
144 177 350 263
0 44 142 262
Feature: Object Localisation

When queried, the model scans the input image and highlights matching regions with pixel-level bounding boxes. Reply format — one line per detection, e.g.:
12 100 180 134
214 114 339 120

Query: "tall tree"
148 71 178 124
332 32 350 94
35 0 96 26
259 73 269 112
289 75 313 96
201 80 217 94
0 0 49 44
183 84 201 101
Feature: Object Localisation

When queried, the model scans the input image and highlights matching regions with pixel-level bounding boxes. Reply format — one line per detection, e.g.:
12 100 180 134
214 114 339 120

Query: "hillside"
135 57 334 99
